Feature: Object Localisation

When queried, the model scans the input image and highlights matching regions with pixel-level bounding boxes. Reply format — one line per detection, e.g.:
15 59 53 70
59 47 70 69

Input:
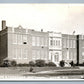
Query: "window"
36 50 40 59
13 34 17 44
54 52 59 62
56 40 57 46
50 40 53 46
41 50 44 59
73 52 76 59
70 40 72 48
82 40 84 47
82 52 84 59
45 37 47 46
44 50 48 60
53 40 55 46
32 36 35 46
58 40 60 47
17 34 22 44
51 53 53 61
41 37 44 46
23 49 28 59
18 48 22 59
62 51 65 60
23 35 27 42
67 39 69 48
63 38 66 48
69 52 72 60
67 50 69 60
32 50 36 59
37 37 40 46
62 51 67 60
13 48 17 59
73 40 76 48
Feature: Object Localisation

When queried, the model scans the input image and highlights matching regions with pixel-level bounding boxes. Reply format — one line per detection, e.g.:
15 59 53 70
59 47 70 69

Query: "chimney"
2 20 6 30
41 29 43 32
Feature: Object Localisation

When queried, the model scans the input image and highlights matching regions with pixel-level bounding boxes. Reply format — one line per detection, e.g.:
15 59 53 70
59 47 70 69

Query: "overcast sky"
0 4 84 34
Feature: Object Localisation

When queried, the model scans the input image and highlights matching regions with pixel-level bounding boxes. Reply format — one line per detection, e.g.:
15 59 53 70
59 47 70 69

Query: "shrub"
59 60 65 67
17 63 23 67
69 61 75 67
17 63 28 67
47 62 56 67
29 61 35 67
2 60 10 67
35 59 45 67
22 63 29 66
11 60 17 67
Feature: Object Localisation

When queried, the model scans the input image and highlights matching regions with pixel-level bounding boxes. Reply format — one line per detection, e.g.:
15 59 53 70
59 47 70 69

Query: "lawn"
0 66 83 79
0 66 79 75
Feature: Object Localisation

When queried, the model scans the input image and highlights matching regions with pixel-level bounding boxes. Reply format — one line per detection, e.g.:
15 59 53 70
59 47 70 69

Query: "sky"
0 4 84 34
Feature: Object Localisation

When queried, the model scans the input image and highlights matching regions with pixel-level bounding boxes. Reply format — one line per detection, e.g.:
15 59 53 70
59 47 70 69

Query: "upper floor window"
56 40 57 46
50 40 53 46
63 38 66 48
23 35 27 42
18 34 22 44
70 40 72 48
37 37 40 46
53 40 55 46
41 37 44 46
32 36 35 46
58 40 60 47
73 40 76 48
67 39 69 48
44 37 48 46
13 34 17 44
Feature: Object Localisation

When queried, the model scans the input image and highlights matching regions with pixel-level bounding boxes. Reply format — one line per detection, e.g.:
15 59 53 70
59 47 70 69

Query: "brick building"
28 29 49 62
77 35 84 65
0 20 84 66
0 21 49 64
48 32 62 66
62 34 77 64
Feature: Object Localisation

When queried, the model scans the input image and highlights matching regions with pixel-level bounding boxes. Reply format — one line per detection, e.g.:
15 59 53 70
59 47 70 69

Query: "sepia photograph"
0 4 84 80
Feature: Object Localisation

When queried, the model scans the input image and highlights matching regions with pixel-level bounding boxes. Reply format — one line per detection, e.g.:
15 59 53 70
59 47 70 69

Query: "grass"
0 66 83 79
0 66 80 77
8 66 79 72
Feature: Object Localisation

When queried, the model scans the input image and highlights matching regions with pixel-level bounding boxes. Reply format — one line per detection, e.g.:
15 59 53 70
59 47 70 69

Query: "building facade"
28 29 49 62
62 34 77 64
0 20 84 66
0 25 32 64
48 32 62 66
77 35 84 65
0 21 49 64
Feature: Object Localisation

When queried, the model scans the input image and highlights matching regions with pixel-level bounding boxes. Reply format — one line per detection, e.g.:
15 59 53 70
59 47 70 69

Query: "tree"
59 60 65 67
35 59 45 67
